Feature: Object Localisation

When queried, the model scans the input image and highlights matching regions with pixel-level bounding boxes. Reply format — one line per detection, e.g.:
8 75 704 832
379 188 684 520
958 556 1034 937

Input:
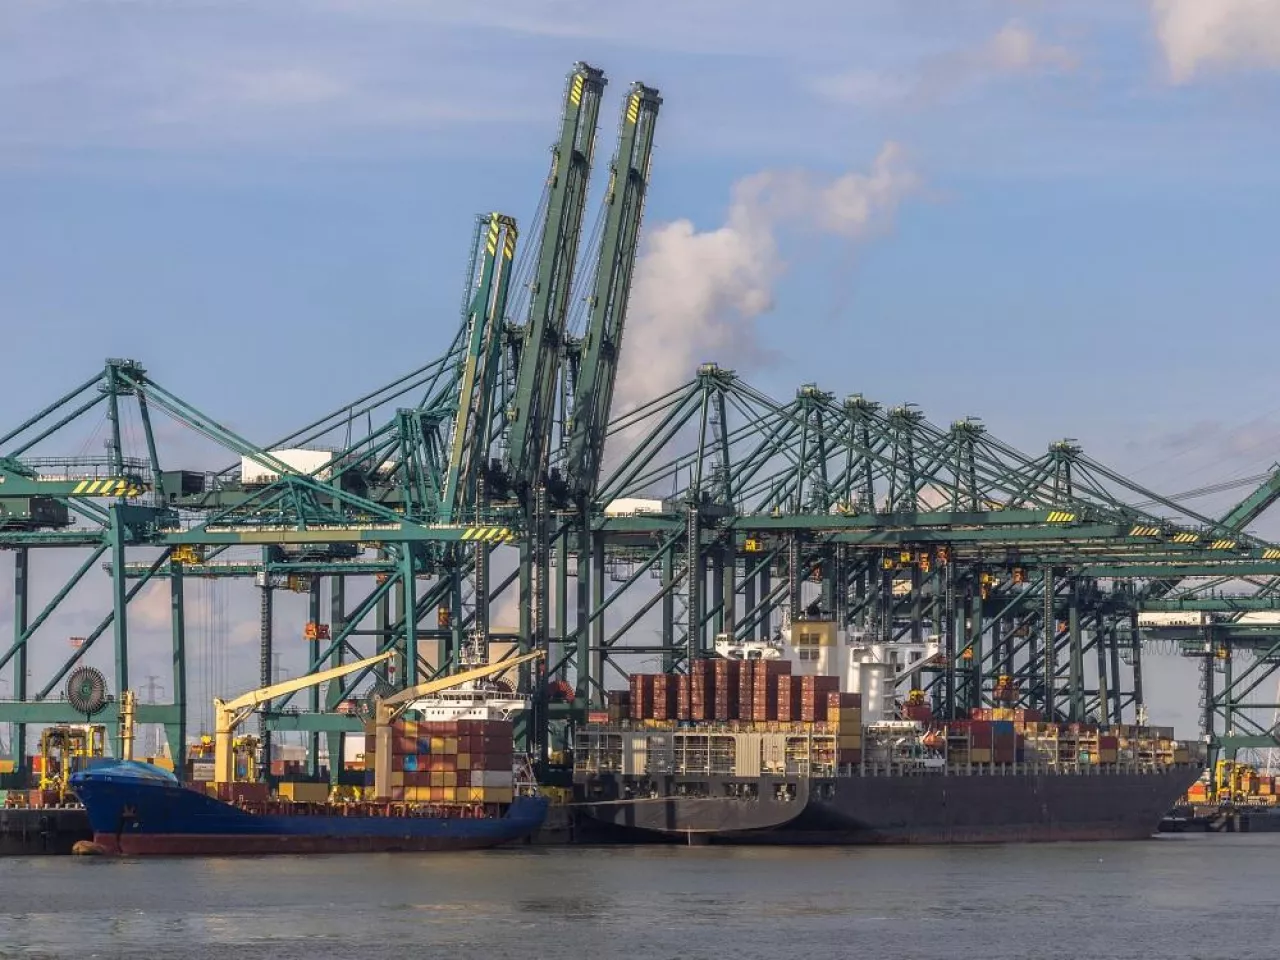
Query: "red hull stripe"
94 833 525 856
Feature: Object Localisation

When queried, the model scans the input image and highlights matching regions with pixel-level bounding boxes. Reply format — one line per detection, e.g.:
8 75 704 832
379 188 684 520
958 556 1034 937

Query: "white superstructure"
756 616 942 722
403 680 530 723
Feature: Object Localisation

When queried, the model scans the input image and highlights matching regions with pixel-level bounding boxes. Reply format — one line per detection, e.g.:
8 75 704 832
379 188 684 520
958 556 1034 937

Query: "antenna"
143 674 166 756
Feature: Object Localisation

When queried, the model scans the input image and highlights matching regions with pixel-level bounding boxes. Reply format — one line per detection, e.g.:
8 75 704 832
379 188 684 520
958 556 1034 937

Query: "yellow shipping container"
971 748 993 763
442 771 457 788
442 787 456 803
430 771 444 788
466 787 485 802
405 786 428 802
430 736 445 754
278 782 329 803
390 772 405 787
444 737 459 755
457 752 472 769
826 708 862 723
0 759 15 775
402 720 418 738
481 787 514 804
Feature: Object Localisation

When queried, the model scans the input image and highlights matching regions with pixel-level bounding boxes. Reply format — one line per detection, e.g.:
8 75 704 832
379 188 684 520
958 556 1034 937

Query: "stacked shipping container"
628 661 834 724
828 691 862 765
364 718 515 805
600 663 864 766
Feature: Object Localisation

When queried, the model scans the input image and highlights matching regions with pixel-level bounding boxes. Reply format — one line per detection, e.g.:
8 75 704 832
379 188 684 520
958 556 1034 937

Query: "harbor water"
2 835 1278 959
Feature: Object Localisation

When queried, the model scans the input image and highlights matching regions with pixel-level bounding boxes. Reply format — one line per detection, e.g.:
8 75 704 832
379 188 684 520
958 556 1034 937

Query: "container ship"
572 620 1205 844
71 714 547 856
58 647 552 856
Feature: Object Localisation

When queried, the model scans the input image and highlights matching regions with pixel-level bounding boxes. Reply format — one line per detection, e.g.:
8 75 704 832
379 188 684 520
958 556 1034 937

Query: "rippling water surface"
2 835 1278 959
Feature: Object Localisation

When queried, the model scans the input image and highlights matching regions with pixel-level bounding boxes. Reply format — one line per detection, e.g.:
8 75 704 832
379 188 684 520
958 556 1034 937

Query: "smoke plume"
614 141 919 414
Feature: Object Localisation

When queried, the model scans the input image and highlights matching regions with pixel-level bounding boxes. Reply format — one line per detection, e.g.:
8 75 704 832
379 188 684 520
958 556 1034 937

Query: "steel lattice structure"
4 62 1280 788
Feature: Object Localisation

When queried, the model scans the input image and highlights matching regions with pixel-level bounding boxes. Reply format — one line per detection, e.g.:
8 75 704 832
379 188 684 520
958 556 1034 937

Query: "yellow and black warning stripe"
1045 510 1076 523
626 93 640 124
1127 525 1161 538
1171 531 1200 543
461 526 516 543
485 217 500 257
70 478 142 497
569 74 585 106
1209 539 1238 550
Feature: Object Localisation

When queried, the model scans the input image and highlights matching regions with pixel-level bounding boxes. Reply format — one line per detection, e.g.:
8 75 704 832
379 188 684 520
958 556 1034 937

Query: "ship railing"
852 758 1186 779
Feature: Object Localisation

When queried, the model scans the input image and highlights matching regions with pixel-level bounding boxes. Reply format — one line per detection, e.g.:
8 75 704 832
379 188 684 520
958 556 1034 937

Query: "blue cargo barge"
69 761 548 856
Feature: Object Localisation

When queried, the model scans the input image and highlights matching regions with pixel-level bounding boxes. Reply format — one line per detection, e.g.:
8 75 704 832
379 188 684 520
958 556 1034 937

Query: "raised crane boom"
213 651 393 784
440 213 519 523
564 81 662 501
504 62 606 496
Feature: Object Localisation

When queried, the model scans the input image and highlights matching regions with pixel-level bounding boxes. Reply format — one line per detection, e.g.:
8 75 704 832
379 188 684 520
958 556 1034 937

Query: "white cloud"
812 19 1077 107
613 142 919 413
1151 0 1280 83
985 21 1078 72
0 2 546 156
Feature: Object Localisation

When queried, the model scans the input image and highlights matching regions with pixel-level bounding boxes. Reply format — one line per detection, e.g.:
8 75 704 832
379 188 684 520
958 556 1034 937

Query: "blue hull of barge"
69 762 548 856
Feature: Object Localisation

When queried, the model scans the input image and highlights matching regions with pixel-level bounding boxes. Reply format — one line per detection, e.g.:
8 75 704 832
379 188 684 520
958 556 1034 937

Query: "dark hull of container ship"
0 807 92 855
70 763 548 856
575 766 1204 844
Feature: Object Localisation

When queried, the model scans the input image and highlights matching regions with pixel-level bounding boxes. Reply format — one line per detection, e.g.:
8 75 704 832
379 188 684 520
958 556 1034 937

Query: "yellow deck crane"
372 650 545 800
213 651 393 785
37 725 106 802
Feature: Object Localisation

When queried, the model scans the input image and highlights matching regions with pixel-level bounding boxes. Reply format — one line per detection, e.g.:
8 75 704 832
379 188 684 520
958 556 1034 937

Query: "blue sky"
4 0 1280 737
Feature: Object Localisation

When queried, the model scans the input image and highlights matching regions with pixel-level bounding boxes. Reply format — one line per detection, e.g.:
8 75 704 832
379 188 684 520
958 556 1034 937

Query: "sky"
3 0 1280 743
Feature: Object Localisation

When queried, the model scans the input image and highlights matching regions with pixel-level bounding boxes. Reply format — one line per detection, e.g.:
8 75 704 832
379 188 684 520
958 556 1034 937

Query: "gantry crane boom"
1146 464 1280 602
371 649 544 798
564 81 662 501
440 213 519 523
0 457 146 498
213 651 393 784
1219 464 1280 532
503 62 606 496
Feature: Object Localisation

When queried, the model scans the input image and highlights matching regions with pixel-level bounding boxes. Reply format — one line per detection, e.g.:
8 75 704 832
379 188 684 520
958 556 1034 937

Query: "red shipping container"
652 675 678 720
607 688 631 707
752 677 778 721
968 721 993 747
630 674 654 720
676 675 692 721
778 676 803 722
800 676 840 721
738 661 756 722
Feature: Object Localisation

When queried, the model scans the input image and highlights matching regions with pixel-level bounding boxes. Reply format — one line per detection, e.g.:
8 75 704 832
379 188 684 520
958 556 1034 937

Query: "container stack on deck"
365 718 514 804
624 665 861 730
593 664 866 778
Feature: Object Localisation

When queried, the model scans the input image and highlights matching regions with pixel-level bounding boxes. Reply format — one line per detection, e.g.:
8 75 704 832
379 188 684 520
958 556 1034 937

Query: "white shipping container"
190 761 214 782
470 770 513 788
240 448 335 485
603 497 666 517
